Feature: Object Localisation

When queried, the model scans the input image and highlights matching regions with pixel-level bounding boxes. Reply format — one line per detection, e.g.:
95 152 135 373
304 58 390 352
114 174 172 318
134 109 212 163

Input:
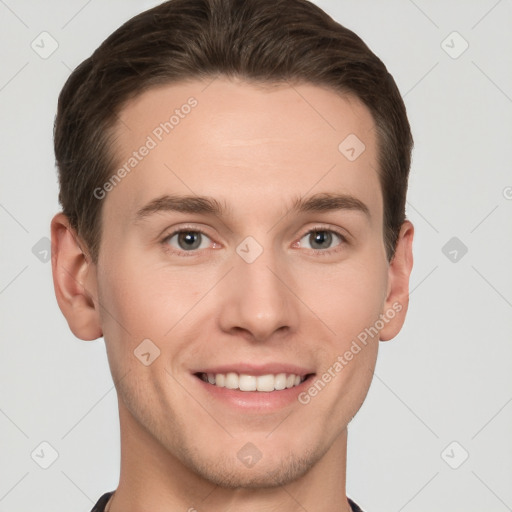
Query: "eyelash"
160 225 349 257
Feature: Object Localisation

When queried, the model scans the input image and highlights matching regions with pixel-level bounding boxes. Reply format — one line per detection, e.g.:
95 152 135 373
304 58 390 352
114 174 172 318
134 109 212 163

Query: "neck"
110 401 353 512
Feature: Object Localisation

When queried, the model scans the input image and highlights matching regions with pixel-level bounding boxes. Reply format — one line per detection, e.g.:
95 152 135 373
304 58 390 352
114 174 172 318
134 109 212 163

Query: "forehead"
104 77 381 229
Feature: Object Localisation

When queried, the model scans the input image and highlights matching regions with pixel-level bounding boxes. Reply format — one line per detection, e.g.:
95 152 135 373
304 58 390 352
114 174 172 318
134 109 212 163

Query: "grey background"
1 1 511 511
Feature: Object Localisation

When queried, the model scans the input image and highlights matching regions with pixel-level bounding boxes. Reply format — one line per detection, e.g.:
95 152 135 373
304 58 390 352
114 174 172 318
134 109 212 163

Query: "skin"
51 77 414 512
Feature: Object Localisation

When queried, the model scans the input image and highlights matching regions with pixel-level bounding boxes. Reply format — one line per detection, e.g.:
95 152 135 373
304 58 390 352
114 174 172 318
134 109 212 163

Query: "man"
50 0 414 510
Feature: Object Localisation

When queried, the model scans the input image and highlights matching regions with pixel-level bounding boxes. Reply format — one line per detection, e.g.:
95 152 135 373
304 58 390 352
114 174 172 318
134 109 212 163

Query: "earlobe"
379 220 414 342
50 213 103 341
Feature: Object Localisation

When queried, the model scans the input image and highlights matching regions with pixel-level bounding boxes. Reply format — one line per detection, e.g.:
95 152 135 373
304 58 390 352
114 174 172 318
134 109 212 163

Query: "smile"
195 372 311 392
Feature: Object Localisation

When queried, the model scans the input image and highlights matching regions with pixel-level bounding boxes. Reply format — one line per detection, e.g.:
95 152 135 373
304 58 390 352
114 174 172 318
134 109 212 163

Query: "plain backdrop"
1 1 511 511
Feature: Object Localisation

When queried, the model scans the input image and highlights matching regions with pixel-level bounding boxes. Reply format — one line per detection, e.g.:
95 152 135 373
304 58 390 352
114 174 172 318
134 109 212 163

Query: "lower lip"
193 374 315 412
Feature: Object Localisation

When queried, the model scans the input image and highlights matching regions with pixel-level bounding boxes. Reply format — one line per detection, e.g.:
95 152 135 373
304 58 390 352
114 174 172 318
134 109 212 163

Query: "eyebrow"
133 192 370 223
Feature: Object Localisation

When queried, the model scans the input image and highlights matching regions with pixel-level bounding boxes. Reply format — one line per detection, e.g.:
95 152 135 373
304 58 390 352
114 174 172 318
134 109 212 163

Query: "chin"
182 446 320 489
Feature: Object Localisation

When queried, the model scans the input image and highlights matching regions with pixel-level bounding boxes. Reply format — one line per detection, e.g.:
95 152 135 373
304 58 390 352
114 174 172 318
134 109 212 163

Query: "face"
92 78 397 487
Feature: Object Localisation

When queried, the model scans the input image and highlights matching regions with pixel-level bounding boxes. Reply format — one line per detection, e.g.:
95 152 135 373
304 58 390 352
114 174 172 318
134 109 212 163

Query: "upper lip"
193 363 315 377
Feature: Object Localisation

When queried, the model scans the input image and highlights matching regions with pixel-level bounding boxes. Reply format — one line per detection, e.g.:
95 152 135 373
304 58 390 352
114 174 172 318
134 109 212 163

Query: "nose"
217 247 300 343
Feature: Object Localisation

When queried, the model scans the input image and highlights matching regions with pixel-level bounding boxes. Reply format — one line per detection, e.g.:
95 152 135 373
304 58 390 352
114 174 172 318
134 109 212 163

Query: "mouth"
194 371 315 392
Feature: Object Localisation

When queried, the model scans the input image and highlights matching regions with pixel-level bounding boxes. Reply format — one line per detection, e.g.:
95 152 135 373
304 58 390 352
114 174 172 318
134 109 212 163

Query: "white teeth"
225 372 238 389
198 372 308 392
256 374 275 392
274 373 287 390
239 374 257 391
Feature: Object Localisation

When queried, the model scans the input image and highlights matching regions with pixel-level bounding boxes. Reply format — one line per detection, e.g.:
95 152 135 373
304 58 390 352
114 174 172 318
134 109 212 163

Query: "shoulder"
348 497 365 512
89 491 115 512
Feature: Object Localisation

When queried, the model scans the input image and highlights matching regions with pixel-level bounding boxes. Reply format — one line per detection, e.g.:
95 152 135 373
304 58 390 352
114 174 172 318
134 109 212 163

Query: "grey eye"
300 230 342 250
167 231 211 251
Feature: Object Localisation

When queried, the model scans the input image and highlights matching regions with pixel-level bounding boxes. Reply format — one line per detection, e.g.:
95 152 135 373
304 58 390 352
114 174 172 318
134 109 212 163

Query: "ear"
379 220 414 341
50 213 103 341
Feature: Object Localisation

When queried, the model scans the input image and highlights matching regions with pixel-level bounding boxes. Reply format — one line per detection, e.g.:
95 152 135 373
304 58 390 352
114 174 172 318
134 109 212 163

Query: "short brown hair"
54 0 413 263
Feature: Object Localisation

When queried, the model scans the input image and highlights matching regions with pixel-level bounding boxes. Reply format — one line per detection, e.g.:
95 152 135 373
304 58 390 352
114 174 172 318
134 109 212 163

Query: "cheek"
95 257 162 373
97 256 200 335
299 262 384 428
297 256 388 339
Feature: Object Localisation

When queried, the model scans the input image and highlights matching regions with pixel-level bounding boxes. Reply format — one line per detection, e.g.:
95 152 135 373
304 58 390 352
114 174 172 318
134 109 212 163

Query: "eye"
163 230 212 252
298 229 345 251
